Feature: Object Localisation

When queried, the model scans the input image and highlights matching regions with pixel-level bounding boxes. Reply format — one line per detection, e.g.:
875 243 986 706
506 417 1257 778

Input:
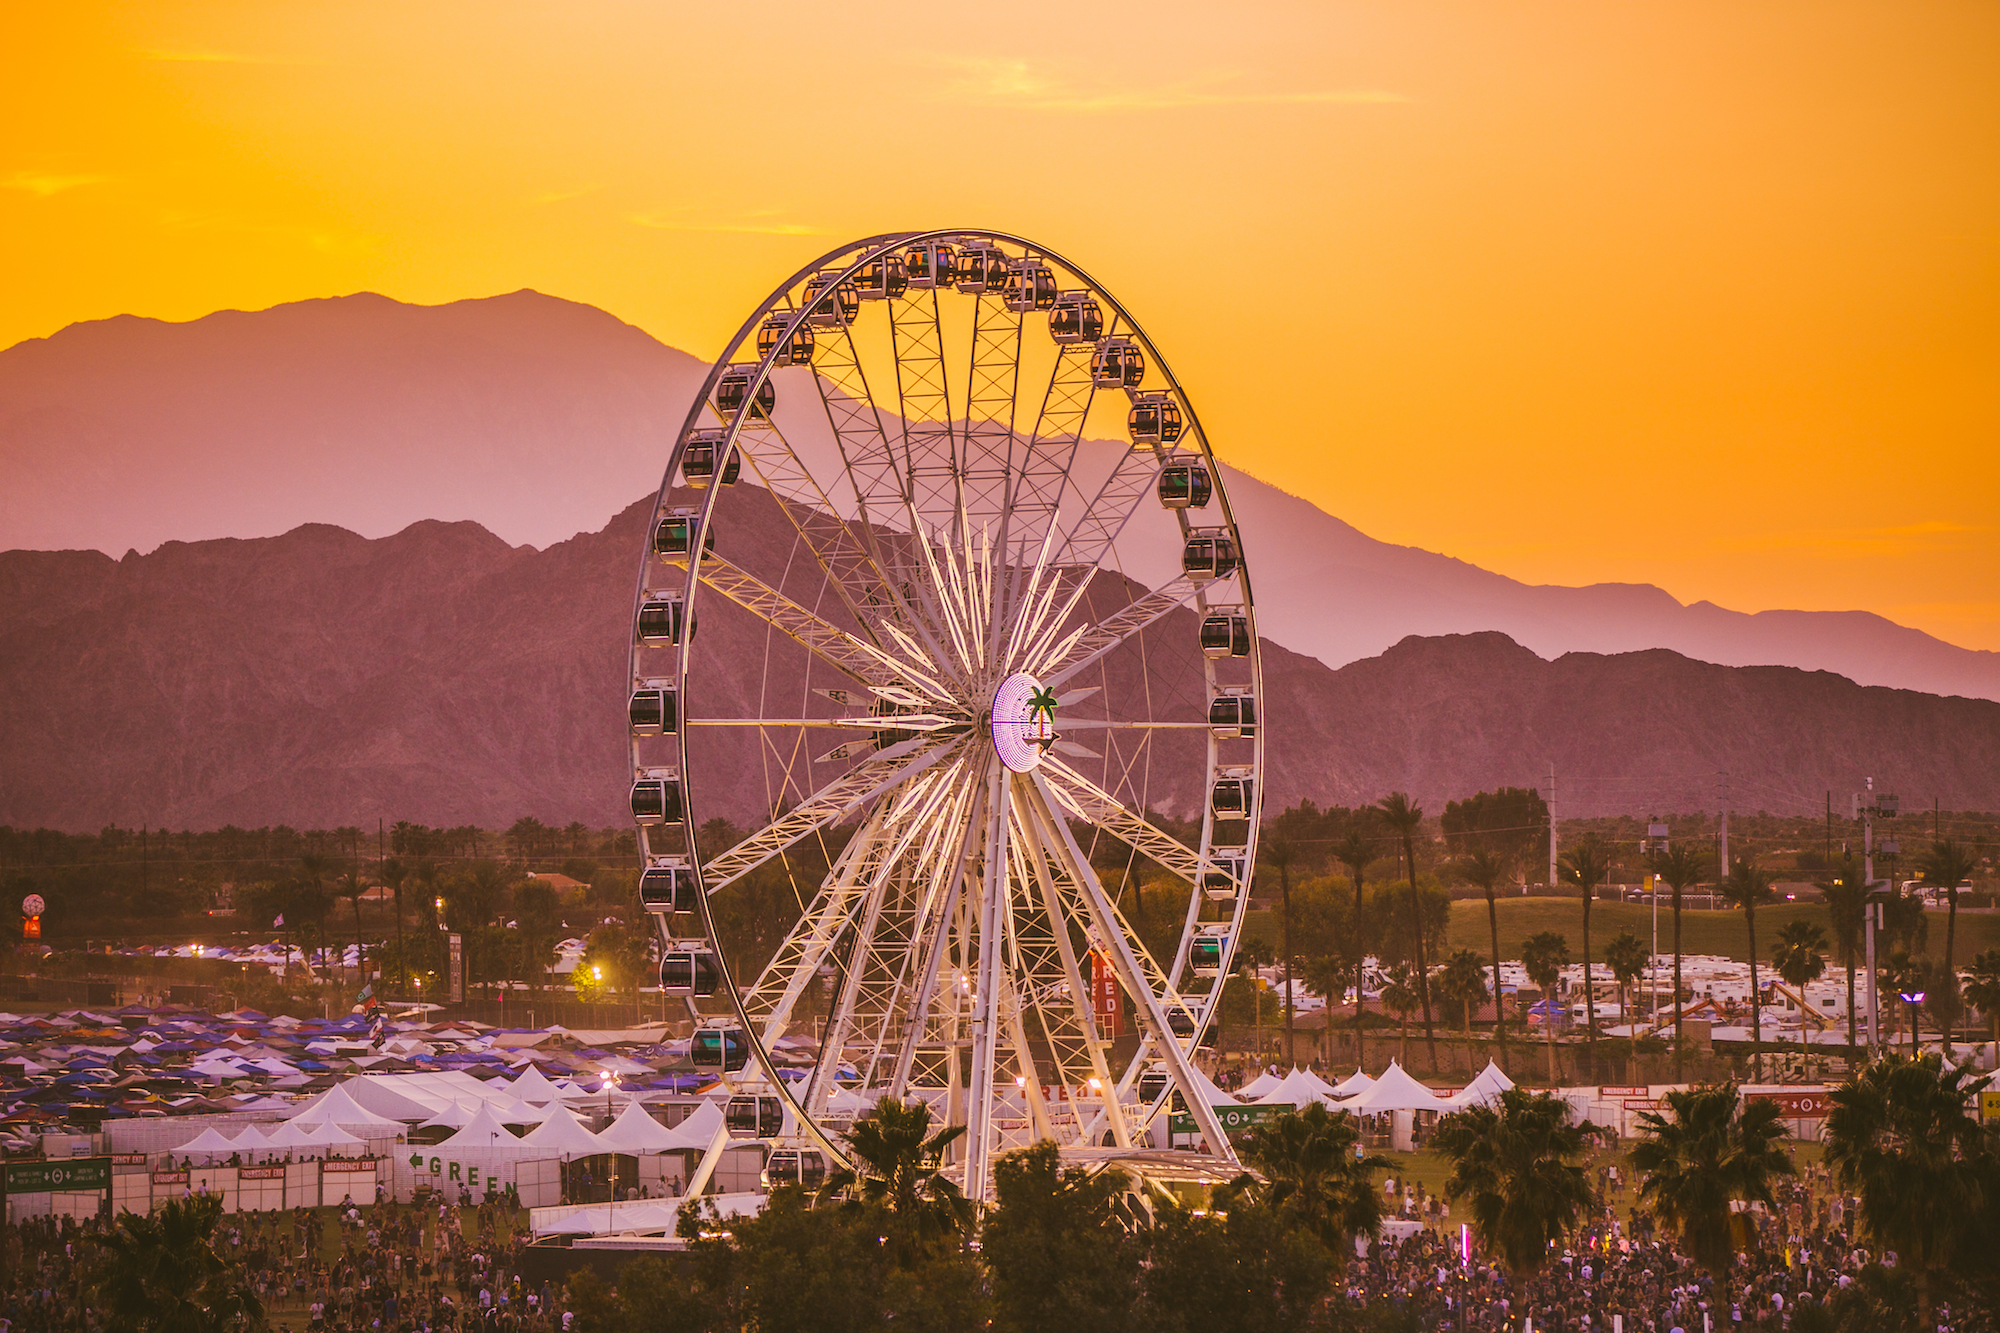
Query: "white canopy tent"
1444 1060 1516 1110
287 1083 406 1136
173 1126 249 1161
505 1066 567 1105
1236 1069 1285 1100
1328 1067 1376 1099
1254 1067 1340 1108
1339 1061 1452 1114
440 1102 536 1159
593 1099 688 1153
518 1104 607 1157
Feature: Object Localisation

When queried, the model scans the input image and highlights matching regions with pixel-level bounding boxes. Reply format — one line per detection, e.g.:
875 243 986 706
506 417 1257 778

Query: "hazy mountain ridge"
5 503 1998 832
4 289 1996 701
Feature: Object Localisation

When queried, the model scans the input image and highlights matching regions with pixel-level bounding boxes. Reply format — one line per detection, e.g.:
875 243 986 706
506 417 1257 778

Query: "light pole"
1899 988 1925 1058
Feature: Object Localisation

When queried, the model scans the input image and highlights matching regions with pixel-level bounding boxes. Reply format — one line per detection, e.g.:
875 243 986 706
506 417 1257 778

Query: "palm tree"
1520 931 1571 1085
1375 792 1438 1069
1721 856 1776 1080
1818 858 1868 1056
1333 826 1376 1031
1436 948 1489 1071
1964 950 2000 1057
93 1193 262 1333
1262 832 1300 1067
1916 840 1979 1053
1825 1054 1996 1327
1432 1087 1597 1275
1381 967 1419 1066
1236 1101 1391 1257
1648 844 1710 1079
1628 1084 1794 1275
821 1096 972 1247
1771 919 1828 1072
1458 849 1512 1056
1558 836 1612 1080
1604 930 1649 1085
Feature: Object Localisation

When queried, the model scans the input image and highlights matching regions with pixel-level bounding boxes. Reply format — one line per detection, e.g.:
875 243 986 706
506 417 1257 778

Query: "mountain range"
4 289 1995 704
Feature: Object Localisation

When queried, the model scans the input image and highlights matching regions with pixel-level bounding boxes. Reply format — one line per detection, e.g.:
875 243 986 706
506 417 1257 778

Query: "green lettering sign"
5 1158 111 1193
1166 1104 1284 1140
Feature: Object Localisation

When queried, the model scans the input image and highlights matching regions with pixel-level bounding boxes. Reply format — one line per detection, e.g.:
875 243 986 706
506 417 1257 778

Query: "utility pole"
1547 765 1558 889
1717 771 1730 876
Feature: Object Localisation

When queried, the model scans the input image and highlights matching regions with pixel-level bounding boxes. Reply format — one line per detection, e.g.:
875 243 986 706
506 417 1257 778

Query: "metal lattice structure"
626 230 1264 1199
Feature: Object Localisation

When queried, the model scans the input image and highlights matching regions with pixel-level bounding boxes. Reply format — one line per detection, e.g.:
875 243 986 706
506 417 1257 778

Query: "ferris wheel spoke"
1037 756 1210 891
700 738 966 895
1035 575 1206 688
1020 772 1234 1154
1054 432 1169 572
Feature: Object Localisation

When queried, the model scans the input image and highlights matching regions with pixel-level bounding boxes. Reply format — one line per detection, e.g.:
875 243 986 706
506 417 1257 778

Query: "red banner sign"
1747 1090 1831 1117
239 1166 286 1180
1089 951 1124 1037
151 1172 189 1186
322 1159 376 1173
1600 1086 1648 1097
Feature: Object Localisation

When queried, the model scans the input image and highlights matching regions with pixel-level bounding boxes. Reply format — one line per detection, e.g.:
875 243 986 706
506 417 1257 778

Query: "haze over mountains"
4 290 1996 704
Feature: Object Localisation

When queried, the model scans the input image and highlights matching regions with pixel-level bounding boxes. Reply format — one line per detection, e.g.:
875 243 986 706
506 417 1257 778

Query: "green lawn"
1245 899 2000 966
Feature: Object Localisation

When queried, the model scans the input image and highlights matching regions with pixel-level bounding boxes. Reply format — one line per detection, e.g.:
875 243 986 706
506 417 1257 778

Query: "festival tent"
519 1103 607 1157
173 1125 250 1160
1328 1067 1376 1099
329 1076 439 1122
1236 1068 1285 1100
439 1101 534 1158
286 1083 406 1136
658 1100 727 1152
505 1066 567 1104
256 1118 336 1157
308 1123 367 1152
1175 1063 1241 1106
1338 1061 1451 1114
1254 1066 1339 1108
593 1098 686 1153
417 1101 479 1132
1444 1060 1516 1109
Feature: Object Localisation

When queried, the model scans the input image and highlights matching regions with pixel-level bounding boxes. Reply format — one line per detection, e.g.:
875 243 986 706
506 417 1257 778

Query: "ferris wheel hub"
989 671 1056 773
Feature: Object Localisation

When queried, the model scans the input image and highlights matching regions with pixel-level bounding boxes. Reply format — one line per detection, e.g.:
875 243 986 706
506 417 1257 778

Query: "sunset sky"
5 2 1996 649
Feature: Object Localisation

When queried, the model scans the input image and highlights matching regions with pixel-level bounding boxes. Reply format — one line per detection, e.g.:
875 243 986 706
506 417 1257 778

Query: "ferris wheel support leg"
680 1113 734 1201
886 777 983 1099
1028 772 1237 1164
1010 783 1134 1148
963 763 1012 1203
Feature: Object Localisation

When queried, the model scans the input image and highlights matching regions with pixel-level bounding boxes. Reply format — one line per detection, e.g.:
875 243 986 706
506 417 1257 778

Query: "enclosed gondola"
1210 775 1254 818
1003 259 1058 312
628 686 678 737
1208 691 1256 739
1166 1007 1197 1039
636 593 688 646
1048 292 1104 344
1156 462 1212 509
904 240 958 290
1089 338 1143 388
639 858 697 913
630 771 685 825
681 432 741 488
1199 612 1250 658
1136 1066 1169 1104
803 270 860 327
755 315 814 367
1190 930 1228 977
1128 393 1184 446
762 1147 827 1190
690 1025 749 1072
1201 856 1244 901
652 509 714 559
1182 530 1239 580
660 947 721 996
854 254 909 301
714 366 774 420
956 243 1009 294
725 1095 783 1138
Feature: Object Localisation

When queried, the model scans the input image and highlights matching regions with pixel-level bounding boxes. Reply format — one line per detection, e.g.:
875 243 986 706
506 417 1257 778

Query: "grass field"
1245 898 2000 966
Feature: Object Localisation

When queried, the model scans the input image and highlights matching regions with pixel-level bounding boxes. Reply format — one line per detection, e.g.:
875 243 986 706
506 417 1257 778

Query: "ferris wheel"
625 230 1263 1199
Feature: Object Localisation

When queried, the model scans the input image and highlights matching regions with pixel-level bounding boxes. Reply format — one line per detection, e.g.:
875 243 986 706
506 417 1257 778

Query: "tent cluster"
1232 1059 1515 1114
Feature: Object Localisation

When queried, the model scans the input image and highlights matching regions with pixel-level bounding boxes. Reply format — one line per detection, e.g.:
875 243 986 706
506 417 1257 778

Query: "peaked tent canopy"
518 1103 606 1156
1329 1067 1377 1098
1341 1061 1451 1114
505 1066 566 1105
1254 1067 1337 1108
593 1099 685 1153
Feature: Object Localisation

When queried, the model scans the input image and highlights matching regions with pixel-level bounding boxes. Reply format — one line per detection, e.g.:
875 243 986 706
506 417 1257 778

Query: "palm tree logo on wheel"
1027 686 1060 751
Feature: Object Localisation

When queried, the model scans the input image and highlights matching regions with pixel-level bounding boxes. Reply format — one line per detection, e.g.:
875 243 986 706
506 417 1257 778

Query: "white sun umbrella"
519 1103 609 1157
594 1099 685 1153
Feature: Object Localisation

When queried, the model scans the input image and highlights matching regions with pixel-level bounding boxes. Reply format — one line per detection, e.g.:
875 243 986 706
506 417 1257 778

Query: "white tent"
287 1083 405 1135
658 1100 728 1152
1339 1060 1451 1114
1254 1067 1338 1108
1444 1060 1516 1109
173 1125 249 1160
491 1096 555 1125
257 1118 334 1157
506 1065 567 1104
310 1123 368 1152
1328 1067 1376 1099
519 1103 607 1157
417 1100 479 1132
441 1101 533 1157
594 1099 686 1153
1236 1068 1285 1100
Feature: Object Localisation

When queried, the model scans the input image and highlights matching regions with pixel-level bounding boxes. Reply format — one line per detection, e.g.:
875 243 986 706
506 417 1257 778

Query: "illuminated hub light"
989 671 1057 773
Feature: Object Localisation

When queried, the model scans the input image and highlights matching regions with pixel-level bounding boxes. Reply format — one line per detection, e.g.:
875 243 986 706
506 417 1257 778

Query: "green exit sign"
1168 1103 1284 1139
5 1158 111 1193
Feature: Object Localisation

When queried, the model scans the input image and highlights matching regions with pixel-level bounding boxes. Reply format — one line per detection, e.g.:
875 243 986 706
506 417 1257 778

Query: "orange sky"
5 1 1997 649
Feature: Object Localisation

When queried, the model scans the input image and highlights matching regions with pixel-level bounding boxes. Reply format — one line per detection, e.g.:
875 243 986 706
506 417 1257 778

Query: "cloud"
925 58 1408 112
3 172 112 197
